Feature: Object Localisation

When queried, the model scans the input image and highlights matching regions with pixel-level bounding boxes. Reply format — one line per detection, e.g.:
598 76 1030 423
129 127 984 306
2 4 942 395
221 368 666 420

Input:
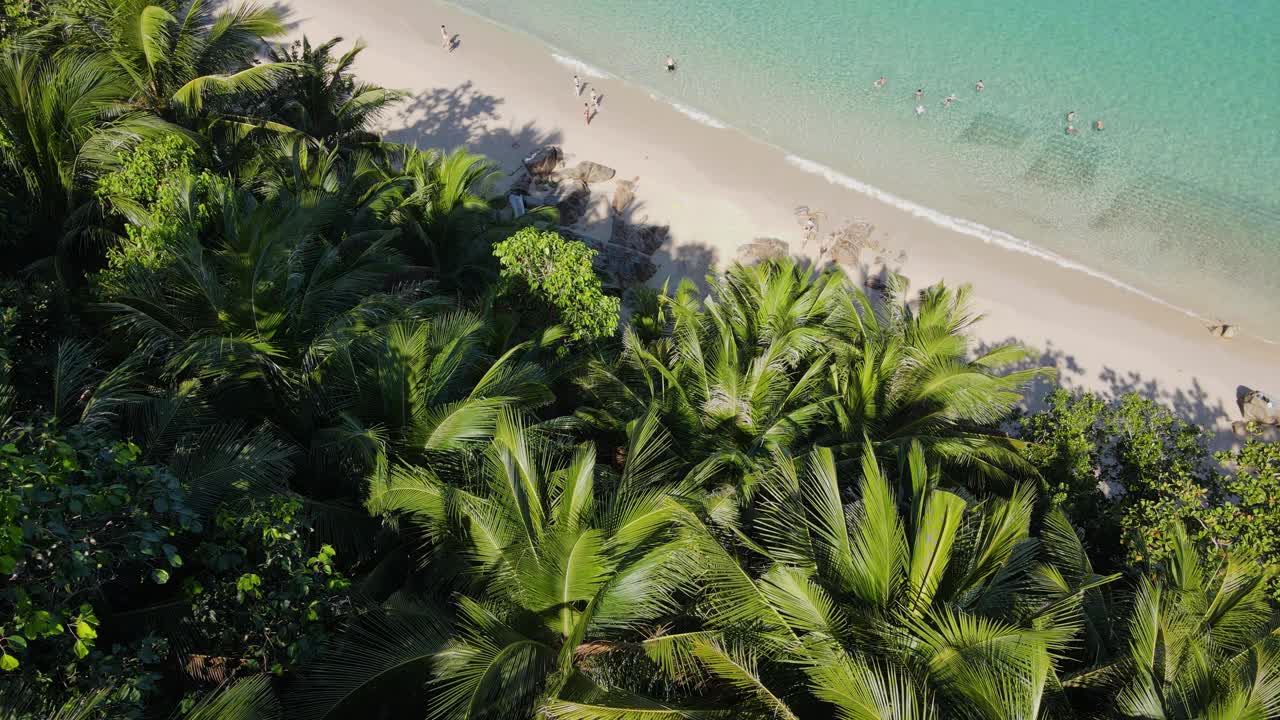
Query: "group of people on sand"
577 55 678 126
574 75 603 125
879 75 1104 133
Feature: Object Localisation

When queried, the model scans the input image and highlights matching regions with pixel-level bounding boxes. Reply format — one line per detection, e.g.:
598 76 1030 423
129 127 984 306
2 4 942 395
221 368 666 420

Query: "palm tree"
647 444 1116 718
578 259 1047 495
578 260 849 493
0 48 176 274
47 0 290 119
295 412 701 719
258 36 406 151
824 274 1051 492
1064 525 1279 719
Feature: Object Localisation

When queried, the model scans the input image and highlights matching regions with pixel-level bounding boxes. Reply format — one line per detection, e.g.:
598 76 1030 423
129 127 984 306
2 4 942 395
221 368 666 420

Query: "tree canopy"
2 2 1278 718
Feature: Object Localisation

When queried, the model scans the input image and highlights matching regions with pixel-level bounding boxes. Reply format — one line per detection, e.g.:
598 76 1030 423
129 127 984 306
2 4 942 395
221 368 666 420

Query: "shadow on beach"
979 335 1239 450
382 82 564 172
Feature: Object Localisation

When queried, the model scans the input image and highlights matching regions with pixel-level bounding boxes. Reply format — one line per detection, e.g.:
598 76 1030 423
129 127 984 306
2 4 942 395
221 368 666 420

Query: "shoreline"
283 0 1277 445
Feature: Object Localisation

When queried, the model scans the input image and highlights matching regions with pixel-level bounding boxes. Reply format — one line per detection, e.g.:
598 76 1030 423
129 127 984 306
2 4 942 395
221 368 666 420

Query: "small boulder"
523 146 563 176
556 184 592 226
561 160 616 184
1241 390 1280 425
612 176 639 214
1208 324 1238 339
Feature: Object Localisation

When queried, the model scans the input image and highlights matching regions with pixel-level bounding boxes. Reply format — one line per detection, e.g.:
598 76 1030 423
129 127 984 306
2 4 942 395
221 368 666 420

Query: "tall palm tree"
578 260 849 493
0 48 175 273
824 274 1051 492
258 36 406 151
47 0 290 119
578 259 1047 494
646 445 1115 719
295 412 700 719
1064 525 1279 719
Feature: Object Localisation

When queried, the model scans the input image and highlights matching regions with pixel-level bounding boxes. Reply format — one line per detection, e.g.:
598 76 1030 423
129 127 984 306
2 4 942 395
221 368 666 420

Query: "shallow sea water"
452 0 1280 334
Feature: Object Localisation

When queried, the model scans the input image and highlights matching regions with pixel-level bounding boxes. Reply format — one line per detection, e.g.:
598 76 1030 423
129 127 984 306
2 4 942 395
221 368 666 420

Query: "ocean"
449 0 1280 336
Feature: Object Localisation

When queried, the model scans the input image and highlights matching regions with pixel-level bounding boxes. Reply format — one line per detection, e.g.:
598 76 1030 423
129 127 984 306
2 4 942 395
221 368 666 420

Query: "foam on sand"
551 53 612 79
783 154 1209 323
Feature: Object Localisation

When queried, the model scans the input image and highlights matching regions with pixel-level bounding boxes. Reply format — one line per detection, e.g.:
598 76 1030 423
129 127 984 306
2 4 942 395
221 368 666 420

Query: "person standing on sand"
666 55 677 73
440 25 449 50
975 79 985 92
590 89 600 114
584 102 593 125
574 74 582 96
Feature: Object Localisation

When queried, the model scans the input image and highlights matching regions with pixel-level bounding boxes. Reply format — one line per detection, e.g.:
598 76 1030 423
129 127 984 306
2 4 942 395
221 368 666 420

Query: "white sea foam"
551 53 612 79
669 102 729 129
783 154 1211 323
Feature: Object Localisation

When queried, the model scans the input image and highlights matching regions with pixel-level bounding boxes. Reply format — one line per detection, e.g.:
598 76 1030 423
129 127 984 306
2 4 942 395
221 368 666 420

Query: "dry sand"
282 0 1277 446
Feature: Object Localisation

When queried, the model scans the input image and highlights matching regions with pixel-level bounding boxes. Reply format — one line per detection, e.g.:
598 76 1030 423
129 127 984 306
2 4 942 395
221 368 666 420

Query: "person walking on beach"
440 25 450 50
874 76 887 89
590 88 600 114
584 102 593 125
574 74 582 96
975 79 985 92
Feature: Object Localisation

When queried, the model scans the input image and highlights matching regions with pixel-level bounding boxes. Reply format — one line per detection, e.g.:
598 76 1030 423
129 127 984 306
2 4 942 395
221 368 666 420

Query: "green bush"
493 227 620 343
0 424 196 706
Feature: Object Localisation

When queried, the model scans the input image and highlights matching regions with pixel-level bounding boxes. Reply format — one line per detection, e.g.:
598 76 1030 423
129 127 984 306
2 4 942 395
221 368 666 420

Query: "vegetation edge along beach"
2 1 1280 718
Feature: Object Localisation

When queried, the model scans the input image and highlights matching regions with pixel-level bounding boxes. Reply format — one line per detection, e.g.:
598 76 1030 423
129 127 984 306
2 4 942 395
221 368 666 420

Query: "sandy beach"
282 0 1275 446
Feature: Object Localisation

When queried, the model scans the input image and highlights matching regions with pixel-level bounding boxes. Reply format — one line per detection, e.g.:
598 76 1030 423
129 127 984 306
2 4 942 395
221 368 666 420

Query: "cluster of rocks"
513 147 668 288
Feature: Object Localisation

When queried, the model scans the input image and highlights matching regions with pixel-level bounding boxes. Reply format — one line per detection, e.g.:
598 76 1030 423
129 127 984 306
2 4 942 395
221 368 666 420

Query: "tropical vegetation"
3 2 1279 718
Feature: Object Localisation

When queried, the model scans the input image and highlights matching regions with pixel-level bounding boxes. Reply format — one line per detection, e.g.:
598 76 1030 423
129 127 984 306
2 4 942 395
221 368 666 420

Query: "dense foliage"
2 2 1278 718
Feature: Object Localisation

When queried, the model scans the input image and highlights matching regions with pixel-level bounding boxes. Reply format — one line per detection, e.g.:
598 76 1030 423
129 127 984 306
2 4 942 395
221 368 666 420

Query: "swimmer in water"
1094 119 1104 131
915 104 926 117
665 55 677 73
1066 124 1079 136
1066 111 1077 124
943 94 957 108
915 88 924 99
975 79 985 92
874 76 887 89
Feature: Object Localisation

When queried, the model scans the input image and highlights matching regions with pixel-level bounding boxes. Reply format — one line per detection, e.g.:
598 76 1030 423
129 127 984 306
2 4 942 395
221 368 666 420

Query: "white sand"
282 0 1277 446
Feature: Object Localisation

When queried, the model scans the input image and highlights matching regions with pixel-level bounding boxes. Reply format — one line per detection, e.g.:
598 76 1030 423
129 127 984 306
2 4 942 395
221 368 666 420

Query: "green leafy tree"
182 497 351 676
0 423 197 708
0 48 174 273
93 134 216 293
494 227 620 344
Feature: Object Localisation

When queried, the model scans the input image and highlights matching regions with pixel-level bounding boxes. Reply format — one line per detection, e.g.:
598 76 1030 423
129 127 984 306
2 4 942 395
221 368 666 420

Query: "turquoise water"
451 0 1280 334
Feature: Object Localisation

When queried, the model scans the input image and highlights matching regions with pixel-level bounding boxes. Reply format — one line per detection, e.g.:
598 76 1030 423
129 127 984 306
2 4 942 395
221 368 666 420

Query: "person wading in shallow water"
975 79 985 92
666 55 677 72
